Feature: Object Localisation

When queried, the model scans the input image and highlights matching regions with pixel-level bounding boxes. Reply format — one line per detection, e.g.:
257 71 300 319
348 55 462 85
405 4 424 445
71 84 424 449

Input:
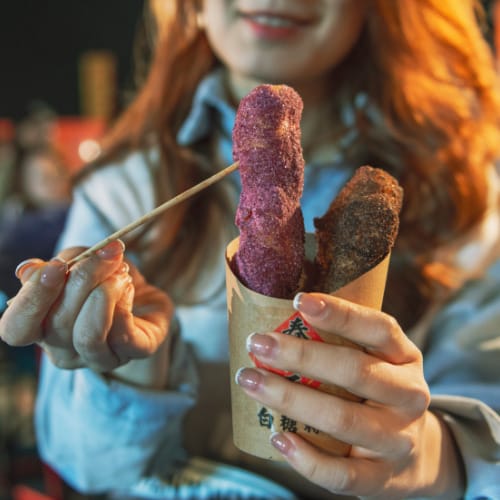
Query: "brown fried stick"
314 165 403 292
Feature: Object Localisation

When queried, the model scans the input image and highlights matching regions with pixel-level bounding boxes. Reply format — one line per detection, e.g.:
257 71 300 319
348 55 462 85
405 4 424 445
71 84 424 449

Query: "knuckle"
328 464 357 493
48 316 75 343
0 305 44 346
396 430 418 460
91 285 109 304
0 321 17 345
325 403 356 436
384 314 401 333
374 313 400 344
0 331 19 346
302 456 356 494
344 353 372 388
413 346 424 365
74 331 103 354
406 382 431 414
339 467 357 492
49 354 79 370
301 459 321 484
49 311 72 335
277 381 297 411
293 338 314 370
69 266 90 286
301 459 356 493
17 291 45 320
335 300 356 333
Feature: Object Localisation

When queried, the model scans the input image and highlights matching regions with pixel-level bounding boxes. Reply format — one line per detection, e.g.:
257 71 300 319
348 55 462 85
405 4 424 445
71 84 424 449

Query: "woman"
1 1 500 498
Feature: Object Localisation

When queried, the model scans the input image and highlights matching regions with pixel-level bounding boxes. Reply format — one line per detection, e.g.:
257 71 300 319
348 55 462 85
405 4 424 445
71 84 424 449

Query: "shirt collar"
177 67 236 152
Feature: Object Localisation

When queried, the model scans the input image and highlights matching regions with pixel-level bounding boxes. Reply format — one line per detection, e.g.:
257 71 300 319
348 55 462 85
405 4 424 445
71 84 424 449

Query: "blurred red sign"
51 117 107 172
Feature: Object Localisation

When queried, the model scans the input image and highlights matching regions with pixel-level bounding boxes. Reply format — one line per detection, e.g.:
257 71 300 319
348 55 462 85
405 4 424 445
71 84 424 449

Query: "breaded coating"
314 165 403 292
232 84 305 298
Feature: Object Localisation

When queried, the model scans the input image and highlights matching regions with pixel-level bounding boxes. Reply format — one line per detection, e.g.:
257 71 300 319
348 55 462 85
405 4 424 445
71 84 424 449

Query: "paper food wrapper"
225 234 390 461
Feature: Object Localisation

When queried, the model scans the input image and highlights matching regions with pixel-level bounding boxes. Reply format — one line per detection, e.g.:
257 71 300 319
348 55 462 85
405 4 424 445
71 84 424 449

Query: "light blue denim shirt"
36 69 500 499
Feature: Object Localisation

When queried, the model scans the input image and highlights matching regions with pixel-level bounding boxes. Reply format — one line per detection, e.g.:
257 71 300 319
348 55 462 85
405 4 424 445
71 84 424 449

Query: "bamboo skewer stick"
4 162 239 307
66 161 239 267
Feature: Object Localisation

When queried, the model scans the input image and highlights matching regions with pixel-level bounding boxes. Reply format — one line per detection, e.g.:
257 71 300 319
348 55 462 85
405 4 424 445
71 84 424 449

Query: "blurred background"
1 0 144 116
0 3 147 499
0 0 145 171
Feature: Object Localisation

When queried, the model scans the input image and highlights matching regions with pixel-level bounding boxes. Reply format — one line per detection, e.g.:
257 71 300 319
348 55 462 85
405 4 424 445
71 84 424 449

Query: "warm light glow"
78 139 101 163
150 0 175 27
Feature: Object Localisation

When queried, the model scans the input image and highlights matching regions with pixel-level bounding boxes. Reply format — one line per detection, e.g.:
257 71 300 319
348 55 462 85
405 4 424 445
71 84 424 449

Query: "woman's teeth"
249 15 296 28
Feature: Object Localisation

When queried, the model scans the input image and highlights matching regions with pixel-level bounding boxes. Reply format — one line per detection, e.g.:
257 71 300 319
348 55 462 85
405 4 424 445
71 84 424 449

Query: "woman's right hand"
0 240 174 383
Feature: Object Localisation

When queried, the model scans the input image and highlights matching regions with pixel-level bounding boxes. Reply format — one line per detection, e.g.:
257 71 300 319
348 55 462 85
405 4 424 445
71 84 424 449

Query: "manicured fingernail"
235 367 263 391
270 432 295 457
40 260 68 287
246 333 278 359
96 240 125 260
293 292 326 317
15 259 40 280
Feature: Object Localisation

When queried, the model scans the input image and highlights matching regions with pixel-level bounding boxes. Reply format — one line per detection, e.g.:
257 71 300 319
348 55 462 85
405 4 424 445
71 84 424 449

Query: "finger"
56 247 87 263
0 260 68 346
71 271 133 372
106 282 135 364
269 432 390 497
236 367 409 456
15 258 46 284
38 343 84 370
293 292 420 364
109 284 173 359
46 241 125 345
247 332 430 413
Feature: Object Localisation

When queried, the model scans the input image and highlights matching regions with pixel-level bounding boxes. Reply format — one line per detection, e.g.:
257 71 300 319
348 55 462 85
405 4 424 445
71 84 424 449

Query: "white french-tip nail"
234 366 245 385
292 292 303 311
14 259 38 279
245 332 257 352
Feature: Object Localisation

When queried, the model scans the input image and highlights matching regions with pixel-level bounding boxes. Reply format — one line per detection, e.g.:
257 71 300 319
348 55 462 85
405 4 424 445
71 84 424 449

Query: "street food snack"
314 165 403 292
231 84 305 299
226 84 403 461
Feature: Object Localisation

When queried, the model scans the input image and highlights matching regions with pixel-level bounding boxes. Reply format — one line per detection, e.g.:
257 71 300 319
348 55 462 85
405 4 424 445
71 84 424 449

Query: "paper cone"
225 234 390 461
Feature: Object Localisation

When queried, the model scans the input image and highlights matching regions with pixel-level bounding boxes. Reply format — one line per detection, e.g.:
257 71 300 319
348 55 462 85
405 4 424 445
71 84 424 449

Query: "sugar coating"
232 84 305 298
314 165 404 292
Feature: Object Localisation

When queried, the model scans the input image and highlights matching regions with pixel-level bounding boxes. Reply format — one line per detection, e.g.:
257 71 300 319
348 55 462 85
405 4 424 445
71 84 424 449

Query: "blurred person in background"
0 102 71 308
0 142 71 307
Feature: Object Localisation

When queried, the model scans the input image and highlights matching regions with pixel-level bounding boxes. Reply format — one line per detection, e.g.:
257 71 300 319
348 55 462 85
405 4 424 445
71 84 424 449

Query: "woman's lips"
239 11 311 40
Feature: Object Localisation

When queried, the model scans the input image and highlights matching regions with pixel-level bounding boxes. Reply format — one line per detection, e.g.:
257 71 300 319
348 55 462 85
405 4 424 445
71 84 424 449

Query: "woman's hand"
0 241 173 387
236 292 464 499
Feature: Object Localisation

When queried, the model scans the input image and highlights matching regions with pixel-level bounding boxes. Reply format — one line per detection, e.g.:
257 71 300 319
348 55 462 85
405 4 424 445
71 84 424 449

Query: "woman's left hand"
236 292 464 499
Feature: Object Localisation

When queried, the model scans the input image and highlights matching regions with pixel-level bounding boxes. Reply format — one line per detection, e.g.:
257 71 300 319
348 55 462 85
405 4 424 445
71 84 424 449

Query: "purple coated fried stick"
231 84 305 298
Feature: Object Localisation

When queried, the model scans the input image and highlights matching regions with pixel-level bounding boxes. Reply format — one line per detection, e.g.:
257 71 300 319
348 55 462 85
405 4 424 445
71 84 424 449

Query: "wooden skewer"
66 161 239 267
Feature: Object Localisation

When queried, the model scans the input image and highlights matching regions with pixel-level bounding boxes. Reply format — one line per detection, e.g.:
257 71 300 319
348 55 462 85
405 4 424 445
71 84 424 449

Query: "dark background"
0 0 145 120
